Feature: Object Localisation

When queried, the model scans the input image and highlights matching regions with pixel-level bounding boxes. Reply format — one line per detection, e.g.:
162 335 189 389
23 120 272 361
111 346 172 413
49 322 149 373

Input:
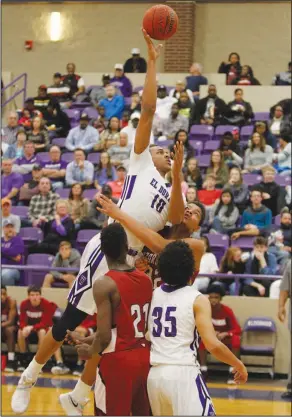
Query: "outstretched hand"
171 141 184 179
97 195 121 220
142 28 163 61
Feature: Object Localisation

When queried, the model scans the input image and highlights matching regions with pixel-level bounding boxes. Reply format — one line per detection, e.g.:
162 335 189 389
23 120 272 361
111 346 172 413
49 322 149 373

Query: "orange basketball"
142 5 178 40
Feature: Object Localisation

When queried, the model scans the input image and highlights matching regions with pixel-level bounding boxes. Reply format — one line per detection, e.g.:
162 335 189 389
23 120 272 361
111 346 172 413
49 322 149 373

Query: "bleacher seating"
25 254 54 286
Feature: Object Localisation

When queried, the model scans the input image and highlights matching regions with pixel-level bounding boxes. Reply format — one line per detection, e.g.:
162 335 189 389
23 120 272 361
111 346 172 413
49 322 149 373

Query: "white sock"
201 366 208 372
229 367 234 373
26 357 45 380
71 379 92 403
8 352 15 361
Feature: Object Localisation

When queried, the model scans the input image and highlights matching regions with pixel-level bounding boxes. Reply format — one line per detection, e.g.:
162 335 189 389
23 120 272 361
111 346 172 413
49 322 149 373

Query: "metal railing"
1 73 27 109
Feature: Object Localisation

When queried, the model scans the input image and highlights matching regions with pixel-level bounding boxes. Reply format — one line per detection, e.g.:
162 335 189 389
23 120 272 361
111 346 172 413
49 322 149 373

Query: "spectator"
184 157 203 190
169 80 194 103
243 237 278 296
107 132 131 168
99 85 125 120
95 116 120 151
29 200 75 256
153 103 189 139
1 220 25 285
169 130 195 164
62 63 85 99
65 113 99 152
270 98 292 119
67 184 90 227
41 146 67 191
268 210 291 270
226 88 254 126
28 177 59 227
155 85 177 122
89 74 117 107
42 241 81 289
186 186 197 204
4 130 27 160
255 166 283 216
1 159 24 202
121 112 154 146
17 285 69 374
92 105 108 134
94 152 117 189
243 133 273 173
272 62 291 86
193 236 219 293
218 52 241 85
44 102 71 139
33 85 56 114
1 111 20 145
231 65 261 86
1 285 18 372
219 132 243 168
273 132 291 175
199 284 241 383
27 117 49 153
124 48 147 73
1 198 21 236
206 150 229 188
209 189 239 234
110 63 133 97
14 141 39 183
218 247 247 294
18 108 32 130
125 92 142 114
223 167 249 213
120 110 131 129
268 105 289 138
177 91 194 119
65 149 94 187
165 170 188 196
254 121 277 149
186 63 208 99
190 85 227 126
197 175 222 208
231 189 272 240
47 72 72 108
107 165 127 199
18 164 43 206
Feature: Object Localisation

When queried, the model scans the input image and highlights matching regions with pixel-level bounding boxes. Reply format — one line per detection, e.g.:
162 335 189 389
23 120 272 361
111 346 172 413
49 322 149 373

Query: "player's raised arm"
194 295 248 385
134 29 162 155
168 141 185 225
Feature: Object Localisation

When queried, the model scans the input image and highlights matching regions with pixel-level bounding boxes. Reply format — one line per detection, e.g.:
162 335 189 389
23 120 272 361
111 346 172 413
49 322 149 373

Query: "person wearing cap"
123 48 147 73
89 74 122 107
99 85 125 120
169 80 194 103
186 63 208 100
1 111 20 146
1 198 21 237
62 63 85 99
1 159 24 203
155 85 177 124
47 73 72 108
18 164 43 206
110 63 133 97
33 85 56 115
273 132 291 175
121 111 154 146
65 113 99 152
108 131 131 168
199 283 241 384
1 220 25 286
107 165 127 199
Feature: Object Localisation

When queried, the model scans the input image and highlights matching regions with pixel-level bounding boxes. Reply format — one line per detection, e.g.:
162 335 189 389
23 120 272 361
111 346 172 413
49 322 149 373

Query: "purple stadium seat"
37 152 51 163
205 233 229 264
231 236 255 251
197 154 211 169
76 229 98 252
71 103 89 110
189 125 214 142
61 153 75 164
83 189 97 200
273 215 281 226
275 174 291 187
84 107 99 120
63 109 80 121
189 140 203 156
240 125 253 141
10 206 29 219
253 112 269 122
55 188 70 199
25 254 54 287
52 138 66 148
86 85 100 94
214 125 237 140
19 227 43 244
124 97 132 106
203 140 220 154
88 153 101 165
243 174 262 186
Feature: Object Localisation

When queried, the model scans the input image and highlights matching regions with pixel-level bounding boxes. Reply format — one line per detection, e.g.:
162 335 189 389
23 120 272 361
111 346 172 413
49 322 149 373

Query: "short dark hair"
251 187 263 197
254 236 268 247
207 283 226 298
74 148 85 155
100 223 128 260
234 88 243 94
27 285 41 295
193 200 206 226
223 131 233 140
158 241 194 286
1 285 7 291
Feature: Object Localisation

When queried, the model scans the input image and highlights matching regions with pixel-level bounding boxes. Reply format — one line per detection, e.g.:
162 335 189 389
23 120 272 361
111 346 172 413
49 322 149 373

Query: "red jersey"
211 303 241 336
107 180 125 199
198 189 222 206
102 268 152 354
19 298 57 331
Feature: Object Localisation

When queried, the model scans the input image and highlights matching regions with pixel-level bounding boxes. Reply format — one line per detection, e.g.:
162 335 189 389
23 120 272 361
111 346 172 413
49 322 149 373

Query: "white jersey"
148 284 202 366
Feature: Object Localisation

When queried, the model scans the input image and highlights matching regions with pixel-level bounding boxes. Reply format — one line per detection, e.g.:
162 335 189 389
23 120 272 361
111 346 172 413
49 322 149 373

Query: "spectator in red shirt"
17 285 69 374
107 165 126 199
197 174 222 207
199 283 241 384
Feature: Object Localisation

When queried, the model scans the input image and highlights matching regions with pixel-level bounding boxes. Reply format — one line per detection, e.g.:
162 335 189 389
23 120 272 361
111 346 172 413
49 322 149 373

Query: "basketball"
142 5 178 40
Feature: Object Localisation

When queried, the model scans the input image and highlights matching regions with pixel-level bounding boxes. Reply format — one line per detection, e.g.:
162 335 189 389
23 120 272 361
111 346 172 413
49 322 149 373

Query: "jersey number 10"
151 194 167 213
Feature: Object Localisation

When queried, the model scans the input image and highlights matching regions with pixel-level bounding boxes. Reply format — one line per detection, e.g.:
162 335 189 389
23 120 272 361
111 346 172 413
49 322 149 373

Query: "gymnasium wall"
2 2 291 98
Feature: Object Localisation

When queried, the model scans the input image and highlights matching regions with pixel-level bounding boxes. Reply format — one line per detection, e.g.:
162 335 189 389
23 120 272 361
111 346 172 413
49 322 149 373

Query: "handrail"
1 73 27 108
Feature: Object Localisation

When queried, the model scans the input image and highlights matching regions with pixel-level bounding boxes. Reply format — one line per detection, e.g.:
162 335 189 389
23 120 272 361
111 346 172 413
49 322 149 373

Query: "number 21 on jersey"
131 303 149 338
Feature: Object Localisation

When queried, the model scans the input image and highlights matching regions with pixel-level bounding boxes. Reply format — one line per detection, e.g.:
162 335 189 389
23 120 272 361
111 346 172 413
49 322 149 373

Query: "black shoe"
4 359 17 372
281 391 292 400
72 364 83 376
16 361 25 372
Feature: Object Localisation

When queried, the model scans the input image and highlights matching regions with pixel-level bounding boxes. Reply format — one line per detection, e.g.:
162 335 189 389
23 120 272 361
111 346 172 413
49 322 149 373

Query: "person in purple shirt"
1 220 25 285
94 151 117 189
14 141 39 183
41 145 67 191
1 159 24 203
110 64 133 97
